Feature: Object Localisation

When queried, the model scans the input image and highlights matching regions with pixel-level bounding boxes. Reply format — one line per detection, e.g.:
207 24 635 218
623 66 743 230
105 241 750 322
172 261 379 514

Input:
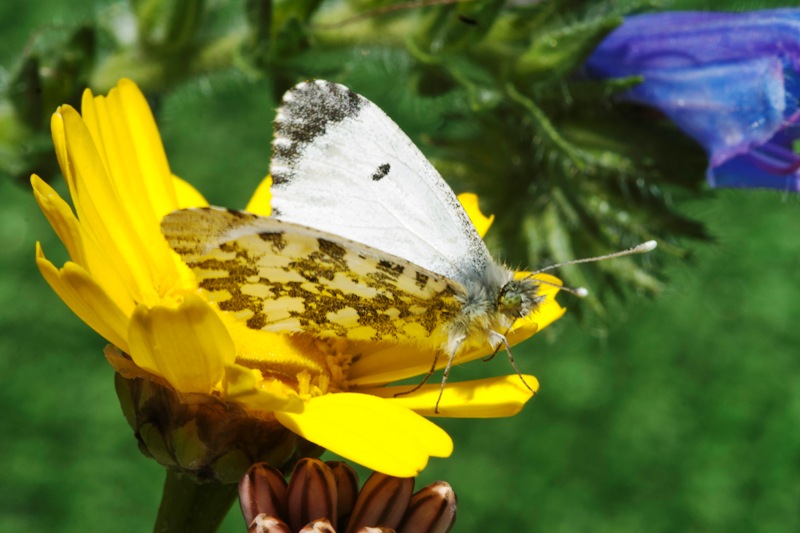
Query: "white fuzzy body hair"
445 261 541 356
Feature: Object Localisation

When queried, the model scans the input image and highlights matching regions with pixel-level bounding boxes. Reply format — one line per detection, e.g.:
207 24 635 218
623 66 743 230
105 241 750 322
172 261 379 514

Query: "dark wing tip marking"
274 80 364 146
371 163 391 181
271 80 366 185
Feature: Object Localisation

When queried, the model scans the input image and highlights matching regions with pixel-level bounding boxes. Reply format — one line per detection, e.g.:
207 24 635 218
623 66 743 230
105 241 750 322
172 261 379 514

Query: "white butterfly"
161 80 653 410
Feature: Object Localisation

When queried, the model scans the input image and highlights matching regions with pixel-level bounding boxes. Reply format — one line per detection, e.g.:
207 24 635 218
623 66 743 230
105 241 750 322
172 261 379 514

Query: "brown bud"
398 481 457 533
249 514 292 533
346 473 414 533
287 459 338 531
326 461 359 529
298 518 336 533
240 463 289 526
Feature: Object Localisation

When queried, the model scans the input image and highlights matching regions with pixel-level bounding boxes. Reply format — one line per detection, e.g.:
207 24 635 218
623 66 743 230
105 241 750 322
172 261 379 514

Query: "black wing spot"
371 163 391 181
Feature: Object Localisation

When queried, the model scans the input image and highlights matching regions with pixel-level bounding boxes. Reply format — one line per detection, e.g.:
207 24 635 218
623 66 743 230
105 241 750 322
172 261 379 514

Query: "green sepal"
113 372 321 484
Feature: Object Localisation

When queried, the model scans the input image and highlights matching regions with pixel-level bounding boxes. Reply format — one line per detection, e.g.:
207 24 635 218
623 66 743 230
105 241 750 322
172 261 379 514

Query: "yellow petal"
31 174 87 267
114 79 178 217
104 345 165 382
81 89 161 231
81 80 178 219
216 312 328 375
361 374 538 418
274 393 453 477
128 294 236 393
36 245 130 351
32 175 135 312
82 86 188 295
55 106 156 301
172 176 209 209
346 341 439 386
224 363 303 413
457 193 494 238
245 175 273 216
50 107 72 196
55 83 189 305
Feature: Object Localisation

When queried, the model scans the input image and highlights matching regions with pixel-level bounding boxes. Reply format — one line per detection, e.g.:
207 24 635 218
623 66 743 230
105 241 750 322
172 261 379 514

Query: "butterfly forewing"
162 207 463 343
270 80 494 285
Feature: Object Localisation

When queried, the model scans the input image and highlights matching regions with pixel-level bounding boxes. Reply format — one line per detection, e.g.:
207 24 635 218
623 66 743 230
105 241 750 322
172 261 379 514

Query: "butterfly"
161 80 654 410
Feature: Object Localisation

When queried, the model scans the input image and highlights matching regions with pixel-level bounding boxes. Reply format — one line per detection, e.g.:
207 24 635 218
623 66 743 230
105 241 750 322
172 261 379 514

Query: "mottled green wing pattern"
161 207 464 343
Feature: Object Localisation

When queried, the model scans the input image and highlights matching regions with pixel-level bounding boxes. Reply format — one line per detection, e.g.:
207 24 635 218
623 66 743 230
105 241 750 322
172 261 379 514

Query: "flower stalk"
154 469 239 533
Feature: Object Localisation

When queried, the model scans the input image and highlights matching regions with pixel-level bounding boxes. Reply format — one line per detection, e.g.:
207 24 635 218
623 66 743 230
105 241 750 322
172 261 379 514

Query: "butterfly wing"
269 80 493 285
162 207 463 343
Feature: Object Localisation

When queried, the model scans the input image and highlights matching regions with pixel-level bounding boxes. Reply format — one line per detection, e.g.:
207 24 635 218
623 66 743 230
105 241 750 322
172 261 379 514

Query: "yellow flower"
33 79 565 479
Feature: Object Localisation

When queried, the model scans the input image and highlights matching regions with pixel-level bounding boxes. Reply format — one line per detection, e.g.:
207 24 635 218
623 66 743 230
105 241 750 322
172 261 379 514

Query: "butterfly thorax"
446 262 543 355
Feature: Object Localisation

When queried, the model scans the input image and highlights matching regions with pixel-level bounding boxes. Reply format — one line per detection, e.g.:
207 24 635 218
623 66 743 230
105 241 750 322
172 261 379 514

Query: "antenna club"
635 240 658 253
575 287 589 298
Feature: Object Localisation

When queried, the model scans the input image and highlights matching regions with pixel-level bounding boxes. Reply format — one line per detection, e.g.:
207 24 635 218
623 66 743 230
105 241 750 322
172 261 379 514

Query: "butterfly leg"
393 337 466 413
433 346 462 414
490 332 536 394
482 337 504 362
393 348 443 397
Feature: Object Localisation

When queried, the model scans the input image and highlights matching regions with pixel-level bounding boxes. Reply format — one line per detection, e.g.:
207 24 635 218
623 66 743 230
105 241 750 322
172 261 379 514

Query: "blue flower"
585 10 800 192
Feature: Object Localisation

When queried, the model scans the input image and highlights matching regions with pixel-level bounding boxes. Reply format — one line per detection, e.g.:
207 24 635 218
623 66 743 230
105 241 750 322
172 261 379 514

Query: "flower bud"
240 463 289 526
286 459 338 531
346 473 413 533
398 481 456 533
115 373 320 484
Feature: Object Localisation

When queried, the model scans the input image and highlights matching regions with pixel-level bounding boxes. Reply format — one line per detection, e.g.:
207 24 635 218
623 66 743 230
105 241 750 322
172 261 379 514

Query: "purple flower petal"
585 9 800 191
623 57 786 165
587 10 800 74
709 147 800 191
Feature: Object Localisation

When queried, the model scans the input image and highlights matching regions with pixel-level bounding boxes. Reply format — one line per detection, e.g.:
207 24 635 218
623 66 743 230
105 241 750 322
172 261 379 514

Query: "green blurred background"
3 0 800 531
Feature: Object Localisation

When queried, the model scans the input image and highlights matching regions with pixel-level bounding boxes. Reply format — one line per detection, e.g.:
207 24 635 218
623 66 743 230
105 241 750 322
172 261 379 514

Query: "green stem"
153 469 238 533
506 82 588 169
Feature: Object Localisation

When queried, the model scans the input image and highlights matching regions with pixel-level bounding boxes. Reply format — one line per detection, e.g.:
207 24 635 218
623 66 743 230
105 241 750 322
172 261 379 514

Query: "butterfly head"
497 278 545 321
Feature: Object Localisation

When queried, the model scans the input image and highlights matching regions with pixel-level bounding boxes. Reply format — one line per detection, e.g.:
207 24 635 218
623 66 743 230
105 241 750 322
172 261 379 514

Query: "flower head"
585 9 800 191
239 459 457 533
33 79 564 480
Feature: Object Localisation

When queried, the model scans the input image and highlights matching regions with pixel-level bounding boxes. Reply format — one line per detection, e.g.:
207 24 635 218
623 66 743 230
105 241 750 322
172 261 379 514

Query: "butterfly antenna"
534 277 589 298
532 240 657 276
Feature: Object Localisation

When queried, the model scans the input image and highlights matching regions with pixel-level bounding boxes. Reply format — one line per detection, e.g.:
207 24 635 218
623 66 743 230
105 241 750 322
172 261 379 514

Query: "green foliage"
3 1 799 532
1 0 710 313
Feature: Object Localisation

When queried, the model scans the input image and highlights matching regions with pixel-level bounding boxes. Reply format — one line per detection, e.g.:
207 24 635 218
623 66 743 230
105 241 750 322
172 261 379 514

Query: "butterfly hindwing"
162 207 463 343
269 80 494 285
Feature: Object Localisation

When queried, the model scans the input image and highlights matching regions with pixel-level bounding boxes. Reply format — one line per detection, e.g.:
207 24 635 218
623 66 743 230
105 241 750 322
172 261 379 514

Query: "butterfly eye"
498 290 522 311
497 281 525 315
